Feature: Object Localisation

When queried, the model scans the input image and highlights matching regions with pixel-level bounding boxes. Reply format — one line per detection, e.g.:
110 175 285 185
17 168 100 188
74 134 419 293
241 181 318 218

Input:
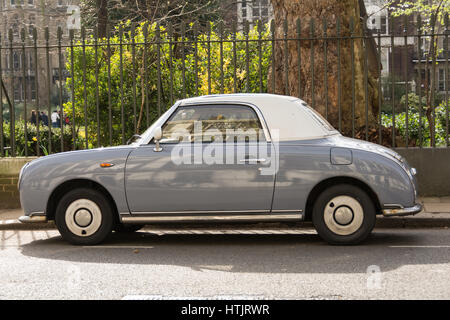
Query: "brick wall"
0 175 20 209
0 158 37 209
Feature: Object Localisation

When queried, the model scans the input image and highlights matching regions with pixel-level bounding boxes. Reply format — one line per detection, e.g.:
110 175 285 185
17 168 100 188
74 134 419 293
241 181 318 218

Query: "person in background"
41 111 49 126
30 110 37 125
51 110 60 128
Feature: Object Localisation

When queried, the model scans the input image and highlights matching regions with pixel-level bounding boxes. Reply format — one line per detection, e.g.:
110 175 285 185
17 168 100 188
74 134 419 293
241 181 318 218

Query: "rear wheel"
312 184 376 245
55 188 114 245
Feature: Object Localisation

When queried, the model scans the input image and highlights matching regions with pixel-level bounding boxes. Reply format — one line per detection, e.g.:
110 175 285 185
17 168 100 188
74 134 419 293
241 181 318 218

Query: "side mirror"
153 127 163 152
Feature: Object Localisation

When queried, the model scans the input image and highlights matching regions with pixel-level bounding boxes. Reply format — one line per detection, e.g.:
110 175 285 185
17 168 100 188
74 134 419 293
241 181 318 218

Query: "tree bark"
97 0 108 38
269 0 379 136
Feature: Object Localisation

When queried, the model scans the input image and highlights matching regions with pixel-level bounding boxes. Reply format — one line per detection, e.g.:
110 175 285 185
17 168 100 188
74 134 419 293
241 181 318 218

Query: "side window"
161 105 265 143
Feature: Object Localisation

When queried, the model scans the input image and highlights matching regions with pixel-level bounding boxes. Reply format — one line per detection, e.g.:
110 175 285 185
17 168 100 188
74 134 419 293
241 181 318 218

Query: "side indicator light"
100 163 114 168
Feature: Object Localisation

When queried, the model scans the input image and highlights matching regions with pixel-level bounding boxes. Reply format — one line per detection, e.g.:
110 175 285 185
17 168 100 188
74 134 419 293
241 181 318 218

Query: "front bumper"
382 203 423 217
18 215 47 223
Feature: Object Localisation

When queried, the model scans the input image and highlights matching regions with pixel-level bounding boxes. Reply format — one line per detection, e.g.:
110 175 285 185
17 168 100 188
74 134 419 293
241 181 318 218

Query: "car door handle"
239 158 267 164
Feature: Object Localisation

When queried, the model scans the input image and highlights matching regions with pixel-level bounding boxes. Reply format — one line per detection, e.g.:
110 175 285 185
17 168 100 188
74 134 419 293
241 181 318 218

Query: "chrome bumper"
18 215 48 223
382 203 423 217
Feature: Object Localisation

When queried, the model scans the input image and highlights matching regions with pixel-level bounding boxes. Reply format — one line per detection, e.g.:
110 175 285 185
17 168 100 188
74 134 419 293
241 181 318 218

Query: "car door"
125 103 276 214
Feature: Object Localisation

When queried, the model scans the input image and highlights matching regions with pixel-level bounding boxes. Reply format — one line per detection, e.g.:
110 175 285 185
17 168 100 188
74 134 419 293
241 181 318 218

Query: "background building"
1 0 79 115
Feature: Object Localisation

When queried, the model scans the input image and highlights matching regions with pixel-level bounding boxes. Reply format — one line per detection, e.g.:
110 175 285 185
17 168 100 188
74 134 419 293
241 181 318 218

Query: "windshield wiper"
126 134 142 145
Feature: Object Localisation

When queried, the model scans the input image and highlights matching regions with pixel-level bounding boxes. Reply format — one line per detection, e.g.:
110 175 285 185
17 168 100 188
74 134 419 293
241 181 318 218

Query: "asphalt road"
1 228 450 299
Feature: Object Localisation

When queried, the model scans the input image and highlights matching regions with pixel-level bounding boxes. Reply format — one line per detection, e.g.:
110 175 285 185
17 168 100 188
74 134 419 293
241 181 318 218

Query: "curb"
1 218 450 231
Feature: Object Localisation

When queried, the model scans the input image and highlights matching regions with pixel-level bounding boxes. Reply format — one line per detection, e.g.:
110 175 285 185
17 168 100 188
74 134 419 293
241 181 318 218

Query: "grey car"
19 94 422 245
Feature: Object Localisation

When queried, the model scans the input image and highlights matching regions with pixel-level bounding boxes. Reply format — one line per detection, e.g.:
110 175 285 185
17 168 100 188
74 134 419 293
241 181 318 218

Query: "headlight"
411 167 417 176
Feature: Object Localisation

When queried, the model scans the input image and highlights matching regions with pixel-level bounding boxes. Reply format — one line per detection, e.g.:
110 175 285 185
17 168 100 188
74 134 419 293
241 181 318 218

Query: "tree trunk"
97 0 108 38
269 0 379 136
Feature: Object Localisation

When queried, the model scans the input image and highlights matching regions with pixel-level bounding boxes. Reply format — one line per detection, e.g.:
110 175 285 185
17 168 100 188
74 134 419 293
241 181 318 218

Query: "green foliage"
64 21 272 147
390 0 450 30
381 101 449 146
1 120 84 156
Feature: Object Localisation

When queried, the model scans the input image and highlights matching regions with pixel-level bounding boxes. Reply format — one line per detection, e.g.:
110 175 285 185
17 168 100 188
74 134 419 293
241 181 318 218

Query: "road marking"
389 245 450 248
0 219 18 225
82 245 155 249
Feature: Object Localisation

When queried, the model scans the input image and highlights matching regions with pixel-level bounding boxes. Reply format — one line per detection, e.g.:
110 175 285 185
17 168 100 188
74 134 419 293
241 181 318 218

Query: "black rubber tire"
312 184 376 245
55 188 114 245
114 224 143 233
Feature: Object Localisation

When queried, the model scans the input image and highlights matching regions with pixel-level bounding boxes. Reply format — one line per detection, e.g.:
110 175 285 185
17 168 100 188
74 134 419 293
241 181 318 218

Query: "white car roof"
180 93 338 141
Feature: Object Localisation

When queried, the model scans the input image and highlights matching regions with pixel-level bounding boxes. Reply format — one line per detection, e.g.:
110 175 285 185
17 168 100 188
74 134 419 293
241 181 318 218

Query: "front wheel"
312 184 376 245
55 188 114 245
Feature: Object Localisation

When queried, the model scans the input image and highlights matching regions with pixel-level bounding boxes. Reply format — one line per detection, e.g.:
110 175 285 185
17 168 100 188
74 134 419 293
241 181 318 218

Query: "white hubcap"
324 195 364 236
65 199 102 237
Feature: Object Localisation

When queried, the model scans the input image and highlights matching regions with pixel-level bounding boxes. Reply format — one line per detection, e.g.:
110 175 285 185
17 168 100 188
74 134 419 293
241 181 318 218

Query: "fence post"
232 21 238 93
310 18 315 110
94 27 100 147
156 22 161 116
323 18 328 120
403 16 409 147
21 28 28 156
9 29 15 156
57 26 64 152
0 31 3 157
350 17 355 138
377 28 382 145
207 22 212 94
446 13 449 147
296 18 301 99
363 16 369 141
167 23 174 104
131 23 137 133
220 21 225 95
390 16 395 147
107 24 112 145
168 22 174 105
143 23 149 128
417 15 423 147
181 22 186 99
271 19 275 94
119 25 125 144
337 16 342 132
69 28 75 150
81 26 89 149
283 19 289 95
194 22 199 96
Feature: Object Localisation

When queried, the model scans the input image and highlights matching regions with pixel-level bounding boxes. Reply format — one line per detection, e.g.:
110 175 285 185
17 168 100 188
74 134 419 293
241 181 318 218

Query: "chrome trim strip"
121 213 303 223
272 209 303 213
128 210 270 216
382 203 422 217
19 215 48 223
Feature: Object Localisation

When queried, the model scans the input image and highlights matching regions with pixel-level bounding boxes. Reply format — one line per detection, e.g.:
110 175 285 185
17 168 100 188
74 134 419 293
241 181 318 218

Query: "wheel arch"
304 176 382 221
46 178 119 222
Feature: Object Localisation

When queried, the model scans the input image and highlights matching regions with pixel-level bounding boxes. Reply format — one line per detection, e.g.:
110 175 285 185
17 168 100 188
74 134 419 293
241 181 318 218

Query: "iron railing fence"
0 16 449 157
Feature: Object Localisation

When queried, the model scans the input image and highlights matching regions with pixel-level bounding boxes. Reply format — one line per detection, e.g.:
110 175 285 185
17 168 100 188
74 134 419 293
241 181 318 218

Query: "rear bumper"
382 203 423 217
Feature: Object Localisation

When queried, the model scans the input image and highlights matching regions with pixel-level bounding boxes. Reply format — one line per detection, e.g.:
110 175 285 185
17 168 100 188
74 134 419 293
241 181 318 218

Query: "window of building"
439 69 445 91
14 81 21 101
242 0 247 21
28 16 36 36
30 77 36 100
28 0 34 6
13 52 20 70
251 0 270 22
